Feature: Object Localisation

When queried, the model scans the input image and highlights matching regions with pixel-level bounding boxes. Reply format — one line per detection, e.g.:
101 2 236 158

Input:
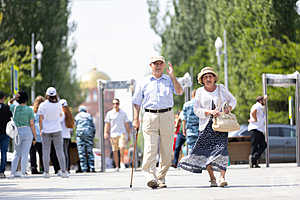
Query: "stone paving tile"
0 163 299 200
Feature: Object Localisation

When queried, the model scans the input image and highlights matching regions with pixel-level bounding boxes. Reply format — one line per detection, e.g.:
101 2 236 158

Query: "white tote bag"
212 86 240 132
6 105 20 144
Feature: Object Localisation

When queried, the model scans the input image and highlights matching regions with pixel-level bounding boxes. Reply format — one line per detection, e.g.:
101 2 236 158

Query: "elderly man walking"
133 56 183 189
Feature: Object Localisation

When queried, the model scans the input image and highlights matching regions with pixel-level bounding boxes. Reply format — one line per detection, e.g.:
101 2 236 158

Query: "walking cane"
130 128 139 188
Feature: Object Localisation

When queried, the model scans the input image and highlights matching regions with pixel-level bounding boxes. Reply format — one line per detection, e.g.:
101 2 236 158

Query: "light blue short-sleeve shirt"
132 74 176 109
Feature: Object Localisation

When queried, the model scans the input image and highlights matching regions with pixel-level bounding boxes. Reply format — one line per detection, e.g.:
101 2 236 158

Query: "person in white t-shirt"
248 95 268 168
37 87 68 178
104 98 131 171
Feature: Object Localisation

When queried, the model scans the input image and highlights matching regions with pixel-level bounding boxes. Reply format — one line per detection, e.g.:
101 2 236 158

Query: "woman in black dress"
179 67 236 187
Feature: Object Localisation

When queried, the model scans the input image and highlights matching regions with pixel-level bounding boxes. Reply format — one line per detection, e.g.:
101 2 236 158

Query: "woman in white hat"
179 67 236 187
37 87 69 178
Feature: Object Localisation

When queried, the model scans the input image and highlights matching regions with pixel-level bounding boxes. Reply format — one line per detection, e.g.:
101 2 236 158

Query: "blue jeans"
0 134 10 173
173 133 186 166
11 127 33 175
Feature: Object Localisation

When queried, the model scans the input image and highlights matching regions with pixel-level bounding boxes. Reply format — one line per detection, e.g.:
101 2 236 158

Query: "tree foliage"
148 0 300 124
0 40 33 95
0 0 84 107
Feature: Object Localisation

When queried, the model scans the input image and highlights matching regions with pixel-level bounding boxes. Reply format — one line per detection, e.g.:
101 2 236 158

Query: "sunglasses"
113 102 119 105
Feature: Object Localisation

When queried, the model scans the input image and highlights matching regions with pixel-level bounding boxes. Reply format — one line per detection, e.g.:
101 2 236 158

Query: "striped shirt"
183 99 199 137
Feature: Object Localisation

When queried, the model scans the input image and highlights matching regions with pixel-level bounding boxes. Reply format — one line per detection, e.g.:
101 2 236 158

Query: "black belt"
144 107 172 113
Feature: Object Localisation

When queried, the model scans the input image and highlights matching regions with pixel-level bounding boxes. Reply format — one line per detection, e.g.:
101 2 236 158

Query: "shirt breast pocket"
160 82 172 96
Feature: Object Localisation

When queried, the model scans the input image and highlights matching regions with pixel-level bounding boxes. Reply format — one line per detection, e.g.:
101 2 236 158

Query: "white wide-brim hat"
197 67 218 84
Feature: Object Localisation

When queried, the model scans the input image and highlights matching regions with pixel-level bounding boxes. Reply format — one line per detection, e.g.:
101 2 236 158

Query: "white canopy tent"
262 72 300 167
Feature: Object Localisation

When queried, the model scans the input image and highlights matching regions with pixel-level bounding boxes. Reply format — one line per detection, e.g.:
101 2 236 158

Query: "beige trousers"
142 110 174 184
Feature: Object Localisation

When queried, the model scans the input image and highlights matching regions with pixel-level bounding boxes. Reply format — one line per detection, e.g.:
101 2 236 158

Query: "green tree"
0 10 34 96
0 40 34 95
148 0 208 66
0 0 83 107
148 0 300 124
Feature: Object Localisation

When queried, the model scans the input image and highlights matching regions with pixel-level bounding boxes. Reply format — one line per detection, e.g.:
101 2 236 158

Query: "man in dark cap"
248 95 268 168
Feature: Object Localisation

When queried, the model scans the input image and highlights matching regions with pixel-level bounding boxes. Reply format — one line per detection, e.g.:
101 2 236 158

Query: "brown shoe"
210 179 218 187
158 182 167 188
147 180 159 189
218 178 228 187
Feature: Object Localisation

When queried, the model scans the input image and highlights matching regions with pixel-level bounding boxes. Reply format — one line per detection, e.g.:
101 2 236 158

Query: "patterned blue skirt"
178 119 229 173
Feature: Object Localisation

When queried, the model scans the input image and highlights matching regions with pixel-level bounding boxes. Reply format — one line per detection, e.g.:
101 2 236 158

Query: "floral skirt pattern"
178 119 229 173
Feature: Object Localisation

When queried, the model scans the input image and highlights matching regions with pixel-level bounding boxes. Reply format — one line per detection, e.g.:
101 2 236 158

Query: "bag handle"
216 85 230 113
12 105 18 121
216 85 222 111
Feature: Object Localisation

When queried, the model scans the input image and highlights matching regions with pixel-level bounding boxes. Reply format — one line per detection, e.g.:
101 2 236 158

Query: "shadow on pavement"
167 183 300 189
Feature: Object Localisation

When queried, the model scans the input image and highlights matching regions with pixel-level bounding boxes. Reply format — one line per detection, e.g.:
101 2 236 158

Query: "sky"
70 0 163 82
70 0 170 119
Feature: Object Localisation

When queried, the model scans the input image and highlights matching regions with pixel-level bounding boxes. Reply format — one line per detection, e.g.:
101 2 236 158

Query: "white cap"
149 56 165 64
46 87 57 96
59 99 68 107
78 105 87 112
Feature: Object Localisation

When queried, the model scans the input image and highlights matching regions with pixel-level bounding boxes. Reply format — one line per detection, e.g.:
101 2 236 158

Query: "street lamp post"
215 30 228 89
178 72 192 155
31 33 44 103
178 72 193 102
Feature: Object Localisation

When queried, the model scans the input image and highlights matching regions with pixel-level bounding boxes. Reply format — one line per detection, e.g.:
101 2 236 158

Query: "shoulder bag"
212 86 240 132
6 105 20 144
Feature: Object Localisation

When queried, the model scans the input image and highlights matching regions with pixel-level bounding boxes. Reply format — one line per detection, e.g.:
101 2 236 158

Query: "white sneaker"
120 163 126 169
57 170 62 177
10 172 23 178
19 173 25 178
115 167 119 172
61 172 69 178
43 172 50 178
9 173 16 179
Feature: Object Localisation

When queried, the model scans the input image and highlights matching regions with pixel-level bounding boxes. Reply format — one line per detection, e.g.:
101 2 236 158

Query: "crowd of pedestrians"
0 55 269 190
0 87 97 179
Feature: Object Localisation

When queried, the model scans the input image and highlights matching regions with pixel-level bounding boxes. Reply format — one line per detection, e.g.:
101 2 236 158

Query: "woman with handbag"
9 91 37 177
179 67 236 187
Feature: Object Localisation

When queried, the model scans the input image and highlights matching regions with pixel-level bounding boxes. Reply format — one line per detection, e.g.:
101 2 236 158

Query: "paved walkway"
1 163 300 200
